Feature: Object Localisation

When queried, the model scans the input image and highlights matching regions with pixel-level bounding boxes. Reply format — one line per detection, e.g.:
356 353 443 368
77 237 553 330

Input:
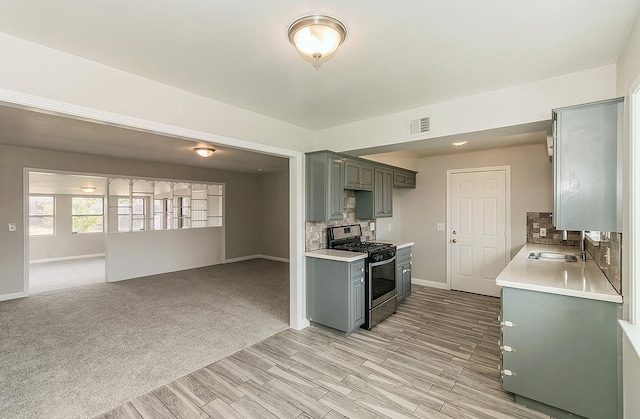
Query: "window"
29 196 55 236
108 178 223 232
72 197 104 233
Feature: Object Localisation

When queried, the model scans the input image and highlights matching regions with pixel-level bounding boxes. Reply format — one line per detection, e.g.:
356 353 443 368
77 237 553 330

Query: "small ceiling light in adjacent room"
452 141 468 148
80 186 96 193
287 15 347 60
194 147 216 158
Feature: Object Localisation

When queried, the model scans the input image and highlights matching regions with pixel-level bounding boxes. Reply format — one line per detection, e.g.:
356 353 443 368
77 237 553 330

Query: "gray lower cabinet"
306 152 344 222
553 97 623 232
396 246 412 302
344 159 374 190
500 287 621 419
307 257 365 333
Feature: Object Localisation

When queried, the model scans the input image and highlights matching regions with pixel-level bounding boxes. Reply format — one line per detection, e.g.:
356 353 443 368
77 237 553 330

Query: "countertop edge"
497 278 623 303
395 242 414 249
304 250 367 263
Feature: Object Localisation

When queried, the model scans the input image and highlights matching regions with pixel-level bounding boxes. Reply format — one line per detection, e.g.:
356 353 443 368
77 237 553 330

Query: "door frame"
446 165 511 291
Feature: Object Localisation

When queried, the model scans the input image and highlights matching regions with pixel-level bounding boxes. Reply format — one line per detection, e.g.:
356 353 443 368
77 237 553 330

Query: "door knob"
451 239 457 243
452 230 457 235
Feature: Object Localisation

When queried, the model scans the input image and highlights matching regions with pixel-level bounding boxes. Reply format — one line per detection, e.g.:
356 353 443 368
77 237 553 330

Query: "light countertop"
304 249 367 263
496 244 622 303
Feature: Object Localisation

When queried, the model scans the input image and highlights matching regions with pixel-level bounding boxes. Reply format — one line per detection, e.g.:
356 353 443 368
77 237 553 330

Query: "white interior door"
449 168 508 297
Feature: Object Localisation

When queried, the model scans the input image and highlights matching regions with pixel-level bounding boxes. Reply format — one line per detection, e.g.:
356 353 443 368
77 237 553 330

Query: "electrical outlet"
540 227 546 237
8 223 17 232
436 223 445 231
370 222 375 231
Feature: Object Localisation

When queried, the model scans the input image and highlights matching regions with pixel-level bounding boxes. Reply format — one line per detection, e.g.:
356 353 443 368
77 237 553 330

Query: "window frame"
71 196 104 234
28 194 56 236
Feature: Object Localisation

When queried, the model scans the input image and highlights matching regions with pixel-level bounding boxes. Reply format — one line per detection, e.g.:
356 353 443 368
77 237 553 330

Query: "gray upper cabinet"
553 97 623 232
344 159 374 190
355 168 393 219
306 152 344 222
393 170 416 188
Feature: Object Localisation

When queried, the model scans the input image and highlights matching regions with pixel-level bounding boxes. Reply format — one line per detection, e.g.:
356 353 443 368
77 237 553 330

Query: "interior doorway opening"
27 171 107 294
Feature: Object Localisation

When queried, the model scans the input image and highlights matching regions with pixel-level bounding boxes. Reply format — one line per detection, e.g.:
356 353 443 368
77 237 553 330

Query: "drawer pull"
500 369 516 377
500 345 515 353
500 321 516 327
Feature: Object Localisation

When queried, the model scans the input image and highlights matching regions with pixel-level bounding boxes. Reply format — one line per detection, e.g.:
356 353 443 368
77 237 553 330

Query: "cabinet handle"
497 315 501 322
500 320 516 327
360 278 364 283
500 369 516 377
500 345 515 353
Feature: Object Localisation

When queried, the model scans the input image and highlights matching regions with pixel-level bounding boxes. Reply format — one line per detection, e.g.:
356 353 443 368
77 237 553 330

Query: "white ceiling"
0 1 638 132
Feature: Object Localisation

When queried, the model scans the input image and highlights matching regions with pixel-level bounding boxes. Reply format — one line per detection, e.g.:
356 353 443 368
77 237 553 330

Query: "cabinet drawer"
397 247 412 262
350 261 365 278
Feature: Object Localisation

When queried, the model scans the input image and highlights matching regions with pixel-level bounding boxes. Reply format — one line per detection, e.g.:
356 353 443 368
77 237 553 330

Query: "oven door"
369 256 397 308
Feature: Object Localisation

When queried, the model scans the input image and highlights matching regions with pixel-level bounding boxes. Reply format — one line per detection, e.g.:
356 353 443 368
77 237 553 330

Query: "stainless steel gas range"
327 224 397 329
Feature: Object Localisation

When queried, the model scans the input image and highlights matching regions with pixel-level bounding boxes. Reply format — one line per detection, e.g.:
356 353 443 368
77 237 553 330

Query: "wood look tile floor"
96 286 550 419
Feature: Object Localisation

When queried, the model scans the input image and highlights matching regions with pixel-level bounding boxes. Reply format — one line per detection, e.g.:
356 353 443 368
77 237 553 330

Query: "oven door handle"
369 255 396 269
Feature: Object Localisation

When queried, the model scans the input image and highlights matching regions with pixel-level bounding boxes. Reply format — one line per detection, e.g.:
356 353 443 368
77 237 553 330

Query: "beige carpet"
29 257 105 294
0 259 290 419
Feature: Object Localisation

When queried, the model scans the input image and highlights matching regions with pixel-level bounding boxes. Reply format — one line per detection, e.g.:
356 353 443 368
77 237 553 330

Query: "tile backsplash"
585 232 622 295
526 212 581 246
306 190 375 251
526 211 622 295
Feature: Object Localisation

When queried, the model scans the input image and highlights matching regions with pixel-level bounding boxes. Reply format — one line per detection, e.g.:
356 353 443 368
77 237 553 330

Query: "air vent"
409 117 430 136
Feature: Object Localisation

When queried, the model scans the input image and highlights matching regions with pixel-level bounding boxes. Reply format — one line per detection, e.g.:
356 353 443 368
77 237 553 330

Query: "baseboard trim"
225 254 290 264
30 253 105 264
412 278 450 290
0 291 28 302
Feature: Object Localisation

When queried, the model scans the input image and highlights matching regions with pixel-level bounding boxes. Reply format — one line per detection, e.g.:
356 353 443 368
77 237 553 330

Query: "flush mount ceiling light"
452 141 468 148
287 15 347 60
194 147 216 158
80 186 96 193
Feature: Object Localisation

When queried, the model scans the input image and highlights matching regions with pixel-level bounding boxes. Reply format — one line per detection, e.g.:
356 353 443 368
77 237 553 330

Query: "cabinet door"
328 158 344 220
344 160 361 189
360 164 374 190
350 275 365 330
501 288 620 419
554 98 622 231
395 262 404 302
402 261 412 298
374 169 393 217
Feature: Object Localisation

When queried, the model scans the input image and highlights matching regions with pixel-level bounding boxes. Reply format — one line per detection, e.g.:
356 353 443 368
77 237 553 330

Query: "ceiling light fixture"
452 141 468 148
194 147 216 158
287 15 347 60
80 186 96 193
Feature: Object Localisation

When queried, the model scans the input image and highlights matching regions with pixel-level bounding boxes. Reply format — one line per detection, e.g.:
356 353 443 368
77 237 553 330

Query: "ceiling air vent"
409 117 430 137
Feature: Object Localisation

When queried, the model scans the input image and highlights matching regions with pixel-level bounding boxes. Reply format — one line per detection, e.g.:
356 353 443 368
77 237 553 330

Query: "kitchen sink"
527 251 578 262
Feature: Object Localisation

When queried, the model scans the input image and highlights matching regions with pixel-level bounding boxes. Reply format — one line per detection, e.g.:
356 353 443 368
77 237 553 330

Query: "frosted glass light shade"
288 15 347 60
194 147 215 158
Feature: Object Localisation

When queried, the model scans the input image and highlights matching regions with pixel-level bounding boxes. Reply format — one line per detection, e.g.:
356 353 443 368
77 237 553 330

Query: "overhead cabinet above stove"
305 151 417 222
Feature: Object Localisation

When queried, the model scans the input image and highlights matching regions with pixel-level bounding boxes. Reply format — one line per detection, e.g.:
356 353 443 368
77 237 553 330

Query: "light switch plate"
8 223 17 232
540 227 547 237
436 223 445 231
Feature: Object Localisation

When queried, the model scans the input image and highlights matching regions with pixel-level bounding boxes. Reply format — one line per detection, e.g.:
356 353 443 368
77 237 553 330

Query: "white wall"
315 65 617 153
107 228 223 281
376 143 553 284
29 194 105 261
257 171 290 260
0 32 313 152
617 10 640 419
